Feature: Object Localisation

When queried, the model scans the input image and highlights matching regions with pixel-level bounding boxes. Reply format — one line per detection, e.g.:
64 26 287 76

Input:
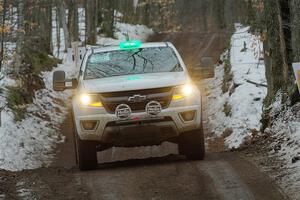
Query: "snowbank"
205 25 267 148
0 22 153 171
0 63 76 171
262 94 300 199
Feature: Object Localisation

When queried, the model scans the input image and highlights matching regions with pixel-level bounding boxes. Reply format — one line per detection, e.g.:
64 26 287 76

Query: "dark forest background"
0 0 298 128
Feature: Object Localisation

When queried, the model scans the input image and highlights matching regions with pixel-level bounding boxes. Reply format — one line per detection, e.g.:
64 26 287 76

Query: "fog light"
81 120 98 131
180 111 196 122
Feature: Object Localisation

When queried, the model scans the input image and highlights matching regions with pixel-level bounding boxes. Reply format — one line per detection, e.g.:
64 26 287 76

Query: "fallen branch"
246 79 268 87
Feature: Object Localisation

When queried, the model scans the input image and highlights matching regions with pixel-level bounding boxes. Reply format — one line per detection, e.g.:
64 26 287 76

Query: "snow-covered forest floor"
205 24 266 149
204 24 300 199
0 6 299 199
244 96 300 199
0 8 153 171
1 0 299 199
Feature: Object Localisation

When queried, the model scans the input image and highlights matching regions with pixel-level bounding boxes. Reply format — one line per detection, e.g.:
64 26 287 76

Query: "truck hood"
81 72 189 93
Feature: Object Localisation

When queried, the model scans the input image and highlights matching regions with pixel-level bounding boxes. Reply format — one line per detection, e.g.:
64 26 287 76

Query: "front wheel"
178 126 205 160
74 133 98 170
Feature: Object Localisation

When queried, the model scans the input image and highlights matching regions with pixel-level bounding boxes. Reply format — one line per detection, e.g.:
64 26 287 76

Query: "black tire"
178 125 205 160
71 110 98 170
74 131 98 170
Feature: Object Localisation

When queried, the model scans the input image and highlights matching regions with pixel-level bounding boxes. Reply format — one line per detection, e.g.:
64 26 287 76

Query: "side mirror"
53 71 78 91
53 71 66 91
191 57 215 79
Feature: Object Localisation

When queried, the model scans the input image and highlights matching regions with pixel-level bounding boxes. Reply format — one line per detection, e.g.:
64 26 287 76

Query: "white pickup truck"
53 41 214 170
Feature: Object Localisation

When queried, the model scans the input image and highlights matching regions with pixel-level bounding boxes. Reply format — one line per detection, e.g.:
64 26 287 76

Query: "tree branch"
246 79 268 87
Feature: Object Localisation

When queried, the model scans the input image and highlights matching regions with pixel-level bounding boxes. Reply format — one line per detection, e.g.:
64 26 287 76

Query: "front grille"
100 87 173 113
101 87 172 98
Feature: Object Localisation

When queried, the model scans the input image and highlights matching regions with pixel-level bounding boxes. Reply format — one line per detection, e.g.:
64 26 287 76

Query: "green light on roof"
120 40 142 50
127 76 141 81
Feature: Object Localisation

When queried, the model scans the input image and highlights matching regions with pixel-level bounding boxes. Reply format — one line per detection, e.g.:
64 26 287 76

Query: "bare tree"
67 0 79 43
0 0 7 72
276 0 289 99
57 0 69 50
86 0 97 45
291 0 300 62
55 5 61 57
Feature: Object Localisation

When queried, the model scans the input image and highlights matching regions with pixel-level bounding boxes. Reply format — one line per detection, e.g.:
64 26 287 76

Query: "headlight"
172 84 196 101
79 94 103 107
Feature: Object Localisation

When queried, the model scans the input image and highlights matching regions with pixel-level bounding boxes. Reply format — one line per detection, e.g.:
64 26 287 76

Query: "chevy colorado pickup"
53 40 214 170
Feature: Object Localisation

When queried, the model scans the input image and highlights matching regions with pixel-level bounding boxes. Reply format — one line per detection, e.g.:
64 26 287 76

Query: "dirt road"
149 32 226 67
1 145 287 200
49 31 287 200
0 32 288 200
52 113 287 200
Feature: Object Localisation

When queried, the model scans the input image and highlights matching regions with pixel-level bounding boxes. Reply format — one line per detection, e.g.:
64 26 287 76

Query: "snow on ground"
0 62 76 171
0 17 153 171
97 22 154 46
259 94 300 199
205 25 267 149
204 24 300 199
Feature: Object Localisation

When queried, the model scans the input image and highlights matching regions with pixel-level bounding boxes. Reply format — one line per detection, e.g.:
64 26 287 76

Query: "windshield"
84 47 183 80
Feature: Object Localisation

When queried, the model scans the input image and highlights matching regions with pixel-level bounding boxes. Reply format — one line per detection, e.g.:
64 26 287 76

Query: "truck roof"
90 42 172 53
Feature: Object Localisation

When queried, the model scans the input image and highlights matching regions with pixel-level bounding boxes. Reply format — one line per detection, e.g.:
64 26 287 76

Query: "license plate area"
114 116 166 126
120 124 159 136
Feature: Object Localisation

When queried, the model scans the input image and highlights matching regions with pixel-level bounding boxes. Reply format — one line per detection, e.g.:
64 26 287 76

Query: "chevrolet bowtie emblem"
128 95 147 103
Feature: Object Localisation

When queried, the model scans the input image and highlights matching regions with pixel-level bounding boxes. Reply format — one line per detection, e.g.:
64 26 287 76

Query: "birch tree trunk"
55 7 61 57
57 0 70 50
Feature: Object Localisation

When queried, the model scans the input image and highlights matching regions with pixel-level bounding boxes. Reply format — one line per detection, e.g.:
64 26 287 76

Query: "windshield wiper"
136 54 154 71
125 49 142 61
130 49 145 71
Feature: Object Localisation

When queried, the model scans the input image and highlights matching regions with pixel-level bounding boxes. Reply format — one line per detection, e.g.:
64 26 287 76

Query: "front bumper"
102 117 178 147
73 104 201 143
